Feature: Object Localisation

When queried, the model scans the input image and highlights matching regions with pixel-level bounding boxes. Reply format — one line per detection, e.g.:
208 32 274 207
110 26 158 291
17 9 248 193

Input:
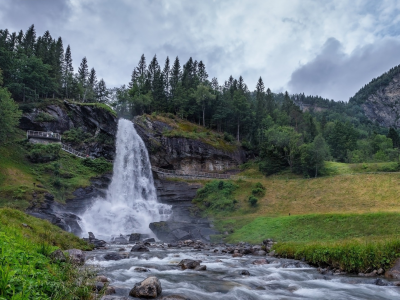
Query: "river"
85 243 400 300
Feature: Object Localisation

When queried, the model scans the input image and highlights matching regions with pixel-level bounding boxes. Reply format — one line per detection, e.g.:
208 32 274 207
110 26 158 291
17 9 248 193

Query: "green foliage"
81 157 112 173
0 84 22 145
27 144 61 163
248 195 258 206
251 188 265 197
34 111 57 122
62 128 91 145
0 208 93 299
193 180 238 213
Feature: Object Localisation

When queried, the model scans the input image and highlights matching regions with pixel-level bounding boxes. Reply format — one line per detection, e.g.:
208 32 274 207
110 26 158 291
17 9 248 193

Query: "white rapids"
79 118 171 239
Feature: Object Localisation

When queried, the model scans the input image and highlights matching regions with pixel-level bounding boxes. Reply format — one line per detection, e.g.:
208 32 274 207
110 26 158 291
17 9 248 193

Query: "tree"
192 83 216 126
232 90 249 141
387 128 400 148
63 45 74 98
95 79 108 103
197 61 208 83
309 134 330 177
0 69 22 144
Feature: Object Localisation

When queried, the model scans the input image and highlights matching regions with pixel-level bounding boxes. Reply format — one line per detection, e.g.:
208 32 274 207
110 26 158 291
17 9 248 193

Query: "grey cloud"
288 37 400 101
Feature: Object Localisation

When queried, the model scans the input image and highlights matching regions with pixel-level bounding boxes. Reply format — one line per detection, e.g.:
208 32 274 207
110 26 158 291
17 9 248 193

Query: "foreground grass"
0 208 93 299
0 134 111 208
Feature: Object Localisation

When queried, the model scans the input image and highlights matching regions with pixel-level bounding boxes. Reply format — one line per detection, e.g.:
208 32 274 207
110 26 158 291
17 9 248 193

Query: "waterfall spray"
79 119 171 239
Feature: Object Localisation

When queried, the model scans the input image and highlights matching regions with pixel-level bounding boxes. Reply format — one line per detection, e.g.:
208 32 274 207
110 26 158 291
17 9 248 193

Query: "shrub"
194 180 238 212
81 157 112 173
27 143 61 163
254 182 265 190
34 111 57 122
252 188 265 197
248 195 258 206
62 128 91 145
223 132 235 142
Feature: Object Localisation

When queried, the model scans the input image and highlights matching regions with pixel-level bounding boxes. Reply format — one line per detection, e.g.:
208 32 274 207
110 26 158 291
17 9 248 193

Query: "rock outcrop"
133 115 246 172
361 72 400 128
19 100 117 160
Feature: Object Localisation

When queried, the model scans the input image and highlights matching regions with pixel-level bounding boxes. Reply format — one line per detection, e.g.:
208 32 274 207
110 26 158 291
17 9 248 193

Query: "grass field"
193 163 400 272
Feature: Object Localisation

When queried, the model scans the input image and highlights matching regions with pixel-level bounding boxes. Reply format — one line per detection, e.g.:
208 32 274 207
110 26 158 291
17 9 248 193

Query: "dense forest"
1 25 400 177
0 25 108 103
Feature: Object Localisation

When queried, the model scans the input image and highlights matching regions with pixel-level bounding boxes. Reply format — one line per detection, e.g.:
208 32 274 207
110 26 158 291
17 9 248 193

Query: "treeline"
113 54 400 177
0 25 108 102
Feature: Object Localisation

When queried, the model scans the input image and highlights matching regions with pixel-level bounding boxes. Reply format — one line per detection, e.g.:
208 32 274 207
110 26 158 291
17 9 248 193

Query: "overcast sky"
1 0 400 101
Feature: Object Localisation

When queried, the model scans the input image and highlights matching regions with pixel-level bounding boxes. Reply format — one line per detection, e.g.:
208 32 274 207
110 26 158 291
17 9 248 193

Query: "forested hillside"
1 24 400 178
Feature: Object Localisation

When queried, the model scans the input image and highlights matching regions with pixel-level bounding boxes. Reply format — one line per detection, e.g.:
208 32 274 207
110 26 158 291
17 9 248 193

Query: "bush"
27 143 61 163
252 188 265 197
81 157 112 173
194 180 238 212
248 195 258 206
34 111 57 122
62 127 91 145
223 132 235 142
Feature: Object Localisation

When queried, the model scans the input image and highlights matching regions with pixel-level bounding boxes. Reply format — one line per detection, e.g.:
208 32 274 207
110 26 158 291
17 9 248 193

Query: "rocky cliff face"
19 101 117 160
133 115 246 172
362 72 400 128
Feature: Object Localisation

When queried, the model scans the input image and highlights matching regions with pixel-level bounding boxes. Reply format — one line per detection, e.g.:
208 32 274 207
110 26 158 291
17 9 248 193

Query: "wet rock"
118 248 125 251
105 286 116 295
143 238 156 243
161 295 190 300
194 265 207 271
239 270 250 276
178 259 201 270
365 270 377 277
129 276 162 298
377 268 384 275
129 233 141 242
374 278 388 286
385 258 400 279
101 296 128 300
134 267 150 272
94 281 105 292
242 248 253 255
252 259 268 265
113 236 128 244
66 249 85 265
232 253 243 257
131 244 150 252
104 252 124 261
92 239 107 248
89 232 96 240
282 262 304 268
96 276 109 283
256 250 267 256
50 249 66 262
268 250 276 257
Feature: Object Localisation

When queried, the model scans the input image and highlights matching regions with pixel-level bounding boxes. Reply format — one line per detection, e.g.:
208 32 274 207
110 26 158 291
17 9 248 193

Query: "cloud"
288 37 400 101
0 0 400 97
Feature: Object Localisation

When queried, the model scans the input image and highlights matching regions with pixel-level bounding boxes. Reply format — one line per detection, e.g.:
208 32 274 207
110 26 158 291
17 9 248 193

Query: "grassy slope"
0 208 93 299
193 162 400 272
0 131 111 209
145 113 239 152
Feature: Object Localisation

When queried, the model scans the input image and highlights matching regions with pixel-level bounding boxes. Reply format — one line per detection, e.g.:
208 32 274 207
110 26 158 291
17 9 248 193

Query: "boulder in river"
143 237 156 243
101 297 128 300
131 244 150 252
65 249 85 265
194 265 207 271
178 259 201 270
239 270 250 276
252 259 268 265
134 267 150 272
129 233 141 242
161 295 190 300
113 235 128 244
385 258 400 279
104 252 124 261
129 276 162 298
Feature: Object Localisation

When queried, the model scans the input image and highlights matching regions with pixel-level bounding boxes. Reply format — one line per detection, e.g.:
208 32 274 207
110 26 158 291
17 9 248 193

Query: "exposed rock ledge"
133 115 246 173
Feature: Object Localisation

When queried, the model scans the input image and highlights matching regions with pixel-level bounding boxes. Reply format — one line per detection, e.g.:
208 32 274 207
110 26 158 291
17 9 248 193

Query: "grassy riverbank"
193 164 400 273
0 208 93 299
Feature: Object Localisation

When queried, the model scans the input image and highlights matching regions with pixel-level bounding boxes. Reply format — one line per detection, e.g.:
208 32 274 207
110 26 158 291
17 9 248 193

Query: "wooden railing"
61 144 90 159
27 130 62 141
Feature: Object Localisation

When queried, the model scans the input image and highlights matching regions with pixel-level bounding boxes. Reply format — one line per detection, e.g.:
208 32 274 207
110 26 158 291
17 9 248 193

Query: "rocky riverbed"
83 239 400 300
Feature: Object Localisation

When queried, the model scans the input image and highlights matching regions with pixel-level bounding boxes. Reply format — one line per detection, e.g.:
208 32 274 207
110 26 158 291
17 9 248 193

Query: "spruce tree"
63 45 74 98
23 24 36 56
387 128 400 148
78 57 89 84
136 54 147 77
163 56 170 100
197 61 208 83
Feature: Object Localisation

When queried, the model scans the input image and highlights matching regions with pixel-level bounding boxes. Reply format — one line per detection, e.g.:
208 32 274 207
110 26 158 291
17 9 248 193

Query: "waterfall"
79 119 171 239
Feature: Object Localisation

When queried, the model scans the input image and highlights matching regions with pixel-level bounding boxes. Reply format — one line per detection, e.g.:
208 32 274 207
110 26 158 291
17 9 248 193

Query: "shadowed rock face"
19 101 117 160
133 115 246 172
362 73 400 128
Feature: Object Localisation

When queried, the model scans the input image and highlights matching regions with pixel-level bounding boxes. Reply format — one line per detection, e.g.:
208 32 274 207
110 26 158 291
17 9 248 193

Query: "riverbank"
0 208 94 299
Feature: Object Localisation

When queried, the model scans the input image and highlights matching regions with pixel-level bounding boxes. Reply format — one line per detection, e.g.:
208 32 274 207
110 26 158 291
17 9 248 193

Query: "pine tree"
197 61 208 83
163 56 170 100
136 54 147 77
387 128 400 148
96 78 108 103
78 57 89 84
63 45 74 98
23 24 36 56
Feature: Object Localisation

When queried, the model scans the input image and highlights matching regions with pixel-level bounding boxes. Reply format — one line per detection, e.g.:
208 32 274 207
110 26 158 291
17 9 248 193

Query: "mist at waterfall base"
79 119 171 240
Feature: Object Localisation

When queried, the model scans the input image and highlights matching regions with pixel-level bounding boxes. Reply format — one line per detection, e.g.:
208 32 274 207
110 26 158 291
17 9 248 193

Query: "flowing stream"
86 244 400 300
79 118 171 239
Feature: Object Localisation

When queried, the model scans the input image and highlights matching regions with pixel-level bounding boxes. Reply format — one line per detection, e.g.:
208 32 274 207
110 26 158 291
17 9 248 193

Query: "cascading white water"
79 118 171 238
